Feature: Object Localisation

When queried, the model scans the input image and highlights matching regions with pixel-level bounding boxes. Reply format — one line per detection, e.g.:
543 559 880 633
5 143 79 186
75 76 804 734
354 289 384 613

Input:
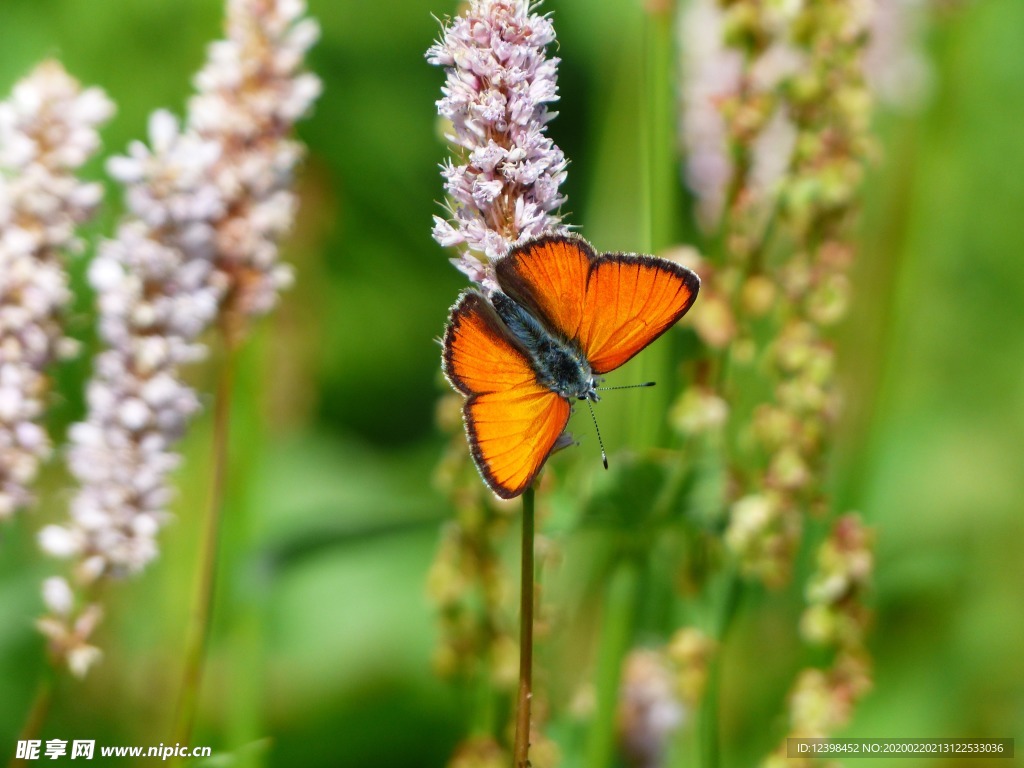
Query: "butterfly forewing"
581 255 700 374
495 235 700 375
443 291 571 499
495 234 594 340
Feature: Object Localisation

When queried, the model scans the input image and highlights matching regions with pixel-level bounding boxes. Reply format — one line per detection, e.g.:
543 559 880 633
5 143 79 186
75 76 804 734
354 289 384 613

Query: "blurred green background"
0 0 1022 766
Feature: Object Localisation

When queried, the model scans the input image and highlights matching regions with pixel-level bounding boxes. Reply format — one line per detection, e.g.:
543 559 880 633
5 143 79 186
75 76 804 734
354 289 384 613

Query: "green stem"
513 485 536 768
471 668 498 738
642 4 677 255
631 4 679 449
699 568 744 768
8 671 55 768
221 335 269 768
699 662 720 768
173 339 236 747
586 557 640 768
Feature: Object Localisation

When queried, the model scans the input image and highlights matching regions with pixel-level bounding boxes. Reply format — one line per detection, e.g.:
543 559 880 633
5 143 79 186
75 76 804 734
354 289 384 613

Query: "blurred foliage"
0 0 1022 766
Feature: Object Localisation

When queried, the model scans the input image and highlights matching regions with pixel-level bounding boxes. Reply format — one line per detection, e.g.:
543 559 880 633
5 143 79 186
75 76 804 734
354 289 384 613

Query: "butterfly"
442 234 700 499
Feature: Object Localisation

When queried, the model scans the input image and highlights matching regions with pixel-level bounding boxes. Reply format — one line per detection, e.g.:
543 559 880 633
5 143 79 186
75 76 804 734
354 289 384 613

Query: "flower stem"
8 671 54 768
513 485 536 768
586 557 640 768
173 334 237 746
642 2 677 255
699 568 743 768
631 4 678 447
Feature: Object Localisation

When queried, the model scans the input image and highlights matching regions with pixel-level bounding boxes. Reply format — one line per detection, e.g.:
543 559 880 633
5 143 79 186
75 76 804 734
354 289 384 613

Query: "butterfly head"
578 379 601 403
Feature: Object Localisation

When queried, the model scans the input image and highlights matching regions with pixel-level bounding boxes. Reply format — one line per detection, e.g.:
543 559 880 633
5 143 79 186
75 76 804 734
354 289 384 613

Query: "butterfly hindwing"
465 388 570 499
495 235 700 375
443 291 571 499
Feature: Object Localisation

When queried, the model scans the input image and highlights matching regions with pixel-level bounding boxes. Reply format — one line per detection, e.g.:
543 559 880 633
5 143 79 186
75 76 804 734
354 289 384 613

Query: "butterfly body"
490 291 599 402
443 234 699 499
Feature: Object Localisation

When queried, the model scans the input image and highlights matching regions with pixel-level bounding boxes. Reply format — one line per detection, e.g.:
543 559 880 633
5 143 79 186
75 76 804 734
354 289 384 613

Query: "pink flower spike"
428 0 568 282
0 61 113 519
40 0 321 678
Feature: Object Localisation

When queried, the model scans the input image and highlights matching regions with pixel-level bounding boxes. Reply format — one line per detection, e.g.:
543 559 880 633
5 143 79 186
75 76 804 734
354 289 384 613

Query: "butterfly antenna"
585 398 609 469
596 381 656 392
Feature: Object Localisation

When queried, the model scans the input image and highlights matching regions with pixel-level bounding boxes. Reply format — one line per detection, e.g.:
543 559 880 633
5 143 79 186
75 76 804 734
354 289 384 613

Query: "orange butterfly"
442 234 700 499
